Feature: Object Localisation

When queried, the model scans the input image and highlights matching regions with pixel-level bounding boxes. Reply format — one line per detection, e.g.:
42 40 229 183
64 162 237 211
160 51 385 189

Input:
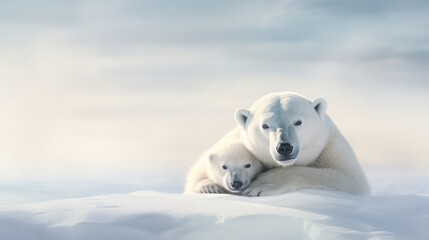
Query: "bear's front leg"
196 179 226 194
242 166 357 196
242 168 295 196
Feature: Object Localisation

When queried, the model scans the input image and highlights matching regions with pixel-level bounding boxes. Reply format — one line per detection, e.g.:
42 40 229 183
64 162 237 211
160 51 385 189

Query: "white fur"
234 92 370 196
184 138 264 194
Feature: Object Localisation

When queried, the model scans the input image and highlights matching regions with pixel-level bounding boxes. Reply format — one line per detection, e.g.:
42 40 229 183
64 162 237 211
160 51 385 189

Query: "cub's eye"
244 164 251 168
262 124 269 129
222 165 228 170
294 120 302 126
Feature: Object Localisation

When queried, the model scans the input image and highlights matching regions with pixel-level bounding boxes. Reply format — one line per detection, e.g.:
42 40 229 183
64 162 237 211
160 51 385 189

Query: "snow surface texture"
0 189 428 240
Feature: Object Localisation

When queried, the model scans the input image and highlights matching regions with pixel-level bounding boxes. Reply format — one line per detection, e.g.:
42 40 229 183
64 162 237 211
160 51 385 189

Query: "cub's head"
208 142 264 194
235 92 329 167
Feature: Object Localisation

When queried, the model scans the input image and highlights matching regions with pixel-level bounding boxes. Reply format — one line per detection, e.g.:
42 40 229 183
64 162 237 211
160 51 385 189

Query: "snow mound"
0 191 428 240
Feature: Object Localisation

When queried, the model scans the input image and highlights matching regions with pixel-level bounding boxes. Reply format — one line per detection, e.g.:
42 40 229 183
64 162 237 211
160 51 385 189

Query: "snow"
1 181 429 240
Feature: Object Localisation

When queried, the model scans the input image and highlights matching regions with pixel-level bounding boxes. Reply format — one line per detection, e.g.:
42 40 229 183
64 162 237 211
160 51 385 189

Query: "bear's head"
234 92 329 167
207 141 264 193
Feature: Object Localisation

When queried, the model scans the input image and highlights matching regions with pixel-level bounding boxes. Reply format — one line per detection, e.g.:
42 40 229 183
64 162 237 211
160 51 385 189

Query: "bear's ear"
234 108 251 128
208 153 216 162
312 98 327 116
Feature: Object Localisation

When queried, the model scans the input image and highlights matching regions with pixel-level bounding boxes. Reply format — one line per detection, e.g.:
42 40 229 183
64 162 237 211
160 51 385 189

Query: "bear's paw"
198 182 226 194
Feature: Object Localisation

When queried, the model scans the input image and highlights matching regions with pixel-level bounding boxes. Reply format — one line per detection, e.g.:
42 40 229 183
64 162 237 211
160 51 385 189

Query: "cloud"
0 0 80 26
298 0 429 16
2 0 429 66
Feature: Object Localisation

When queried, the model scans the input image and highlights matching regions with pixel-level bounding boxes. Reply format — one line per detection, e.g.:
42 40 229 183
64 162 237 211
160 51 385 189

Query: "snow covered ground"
0 170 428 240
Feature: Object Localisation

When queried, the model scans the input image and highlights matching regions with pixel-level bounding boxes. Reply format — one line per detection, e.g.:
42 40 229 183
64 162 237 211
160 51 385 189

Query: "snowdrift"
1 190 428 240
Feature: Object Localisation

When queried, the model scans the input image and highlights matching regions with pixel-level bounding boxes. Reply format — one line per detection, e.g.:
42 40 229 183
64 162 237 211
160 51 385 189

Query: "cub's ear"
234 108 251 128
312 98 327 116
208 153 216 162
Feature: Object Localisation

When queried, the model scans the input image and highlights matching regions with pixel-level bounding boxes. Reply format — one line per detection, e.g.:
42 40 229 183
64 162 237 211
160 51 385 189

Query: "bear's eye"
262 124 269 129
244 164 251 168
294 120 302 126
222 165 228 170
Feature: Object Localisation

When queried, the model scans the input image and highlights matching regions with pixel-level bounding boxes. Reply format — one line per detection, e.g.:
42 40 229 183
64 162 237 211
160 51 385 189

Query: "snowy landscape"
0 170 428 240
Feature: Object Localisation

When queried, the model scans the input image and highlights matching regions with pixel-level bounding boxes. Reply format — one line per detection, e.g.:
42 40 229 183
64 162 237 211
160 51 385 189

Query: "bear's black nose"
231 181 243 190
276 143 293 156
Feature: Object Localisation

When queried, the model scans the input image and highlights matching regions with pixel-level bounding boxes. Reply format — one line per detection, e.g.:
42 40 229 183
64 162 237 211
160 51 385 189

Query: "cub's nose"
231 181 243 190
276 143 293 156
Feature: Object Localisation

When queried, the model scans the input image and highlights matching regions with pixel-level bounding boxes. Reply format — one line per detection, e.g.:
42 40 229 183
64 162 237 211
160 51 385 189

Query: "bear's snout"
276 143 293 157
231 181 243 190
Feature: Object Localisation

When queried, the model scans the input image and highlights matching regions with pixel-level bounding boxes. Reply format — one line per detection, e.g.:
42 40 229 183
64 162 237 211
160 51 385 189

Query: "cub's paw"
198 183 225 194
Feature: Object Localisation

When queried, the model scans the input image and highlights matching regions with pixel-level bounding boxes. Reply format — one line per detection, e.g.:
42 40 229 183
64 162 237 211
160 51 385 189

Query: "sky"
1 0 429 183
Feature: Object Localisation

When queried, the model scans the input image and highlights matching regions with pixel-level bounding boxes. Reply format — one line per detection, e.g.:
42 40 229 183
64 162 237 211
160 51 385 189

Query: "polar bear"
233 91 370 196
184 140 264 194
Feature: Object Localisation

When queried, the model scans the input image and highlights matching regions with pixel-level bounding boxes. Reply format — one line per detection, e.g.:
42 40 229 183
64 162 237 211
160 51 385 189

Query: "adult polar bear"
235 91 370 196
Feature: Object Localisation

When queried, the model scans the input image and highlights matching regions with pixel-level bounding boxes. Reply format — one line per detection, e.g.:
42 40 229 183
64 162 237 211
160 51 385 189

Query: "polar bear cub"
184 140 264 194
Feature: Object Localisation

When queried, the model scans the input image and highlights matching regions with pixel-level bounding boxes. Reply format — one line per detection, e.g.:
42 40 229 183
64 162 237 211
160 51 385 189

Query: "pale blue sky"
1 0 429 181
